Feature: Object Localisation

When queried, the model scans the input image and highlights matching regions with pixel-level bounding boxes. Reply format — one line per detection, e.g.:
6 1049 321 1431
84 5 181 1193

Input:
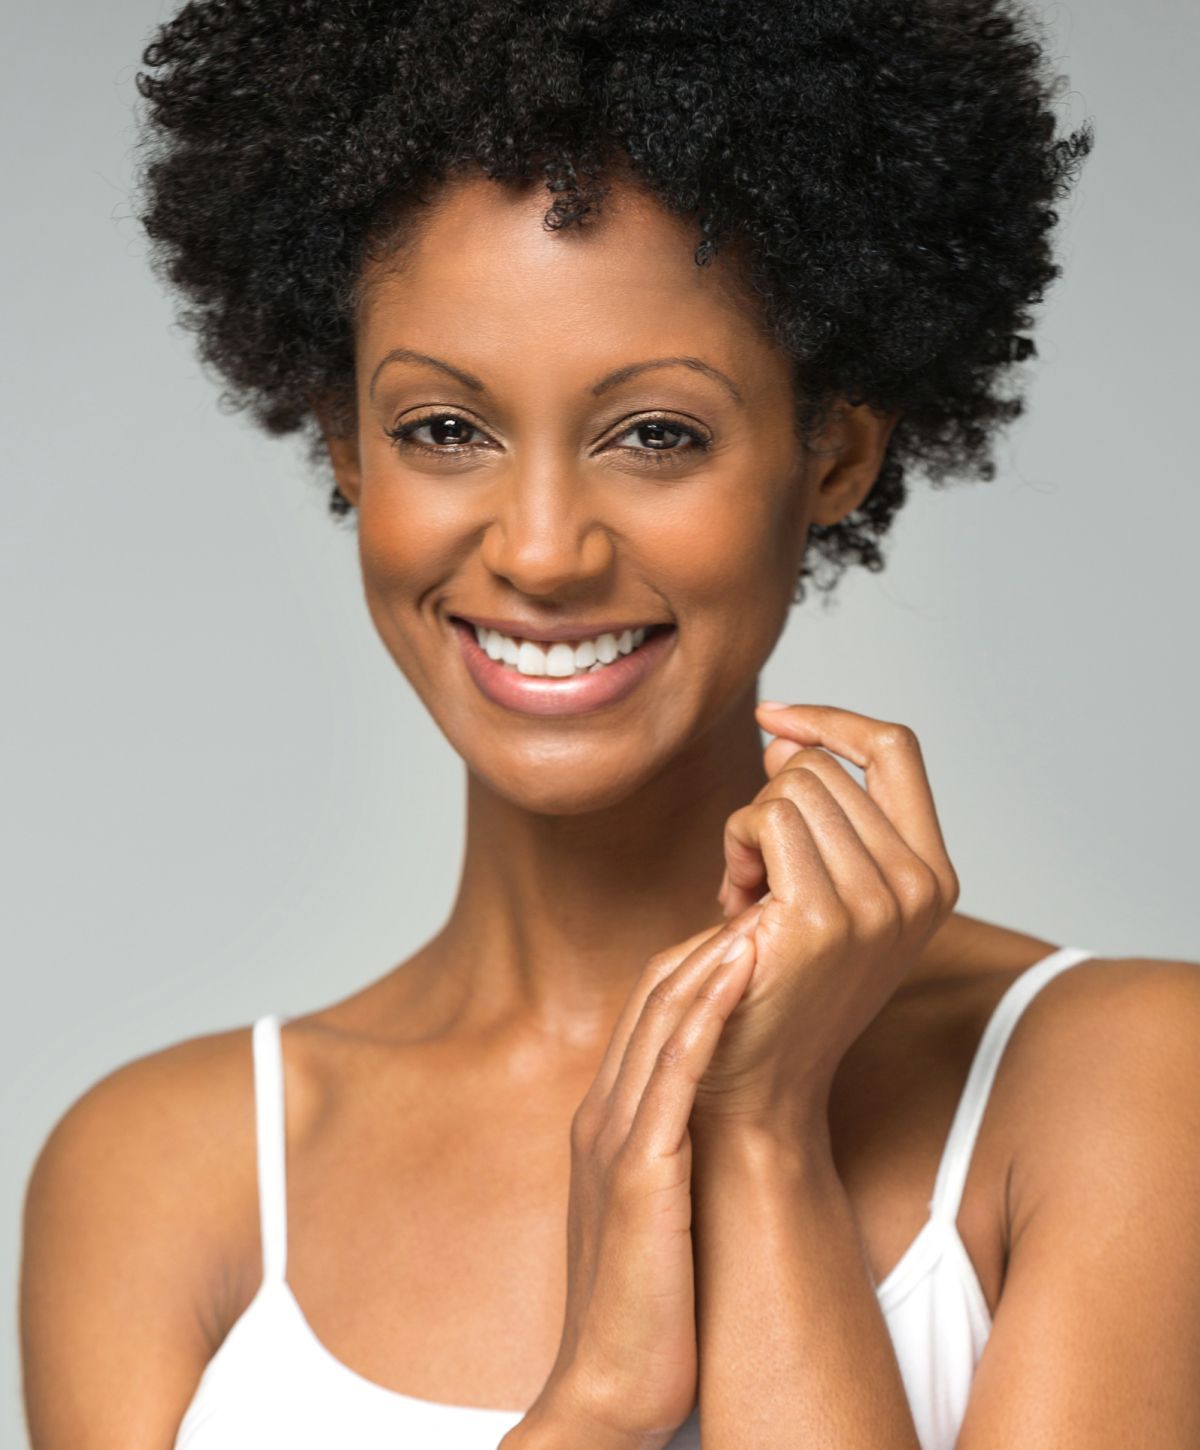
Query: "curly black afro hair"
134 0 1093 605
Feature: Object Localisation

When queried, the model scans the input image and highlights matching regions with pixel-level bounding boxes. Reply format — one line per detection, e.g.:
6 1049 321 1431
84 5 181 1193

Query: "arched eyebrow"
367 349 743 406
591 356 743 406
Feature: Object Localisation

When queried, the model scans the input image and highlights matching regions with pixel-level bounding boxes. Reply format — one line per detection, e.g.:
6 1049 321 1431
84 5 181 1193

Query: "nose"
478 461 616 598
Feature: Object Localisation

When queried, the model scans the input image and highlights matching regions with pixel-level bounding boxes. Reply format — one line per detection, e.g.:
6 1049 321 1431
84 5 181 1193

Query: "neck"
417 688 770 1050
402 689 978 1054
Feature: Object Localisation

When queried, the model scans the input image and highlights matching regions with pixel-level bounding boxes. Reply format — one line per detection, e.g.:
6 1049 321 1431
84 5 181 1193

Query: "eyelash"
384 411 713 467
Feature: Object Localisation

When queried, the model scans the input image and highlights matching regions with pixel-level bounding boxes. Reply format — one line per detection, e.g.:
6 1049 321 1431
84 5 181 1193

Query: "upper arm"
958 959 1200 1448
19 1029 255 1449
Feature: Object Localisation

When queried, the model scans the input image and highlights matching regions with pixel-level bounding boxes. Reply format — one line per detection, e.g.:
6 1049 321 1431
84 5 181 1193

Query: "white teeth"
467 621 662 678
595 632 618 664
545 643 576 678
515 640 547 676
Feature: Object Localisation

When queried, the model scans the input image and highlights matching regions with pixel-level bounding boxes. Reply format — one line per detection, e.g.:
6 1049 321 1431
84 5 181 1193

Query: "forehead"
354 171 784 392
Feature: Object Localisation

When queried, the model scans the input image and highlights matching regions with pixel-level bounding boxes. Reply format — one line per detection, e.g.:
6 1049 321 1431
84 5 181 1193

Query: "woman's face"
327 170 893 814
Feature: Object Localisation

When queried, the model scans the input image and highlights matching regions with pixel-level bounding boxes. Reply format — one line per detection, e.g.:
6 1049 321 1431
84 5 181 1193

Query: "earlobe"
808 402 900 527
327 434 363 510
312 396 363 509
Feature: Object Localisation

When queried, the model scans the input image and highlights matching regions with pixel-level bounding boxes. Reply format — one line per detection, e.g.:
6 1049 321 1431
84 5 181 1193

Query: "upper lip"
453 614 673 643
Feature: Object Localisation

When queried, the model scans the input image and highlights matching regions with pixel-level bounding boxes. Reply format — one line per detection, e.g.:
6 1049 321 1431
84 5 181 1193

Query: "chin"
465 739 676 816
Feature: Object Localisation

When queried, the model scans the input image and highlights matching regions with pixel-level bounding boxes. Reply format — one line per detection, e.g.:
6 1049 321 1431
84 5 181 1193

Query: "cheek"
351 498 447 680
644 473 804 607
354 470 460 601
629 499 797 714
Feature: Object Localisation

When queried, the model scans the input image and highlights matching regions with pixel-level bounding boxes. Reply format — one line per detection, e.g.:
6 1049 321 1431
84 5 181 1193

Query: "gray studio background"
3 0 1197 1443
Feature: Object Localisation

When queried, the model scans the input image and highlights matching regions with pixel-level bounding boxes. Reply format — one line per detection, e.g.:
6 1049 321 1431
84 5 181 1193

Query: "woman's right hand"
516 901 765 1450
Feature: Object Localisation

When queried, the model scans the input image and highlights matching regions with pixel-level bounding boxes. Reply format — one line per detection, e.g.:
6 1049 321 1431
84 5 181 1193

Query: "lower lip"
452 619 677 717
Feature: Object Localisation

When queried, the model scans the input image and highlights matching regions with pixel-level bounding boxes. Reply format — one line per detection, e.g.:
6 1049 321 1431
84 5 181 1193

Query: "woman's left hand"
693 703 961 1136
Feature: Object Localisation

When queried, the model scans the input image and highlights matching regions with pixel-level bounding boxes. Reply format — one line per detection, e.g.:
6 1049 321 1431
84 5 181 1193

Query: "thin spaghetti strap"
251 1014 288 1283
928 947 1095 1226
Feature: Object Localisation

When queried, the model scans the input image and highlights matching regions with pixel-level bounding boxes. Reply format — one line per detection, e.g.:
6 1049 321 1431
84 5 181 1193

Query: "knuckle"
875 720 920 754
858 888 901 937
724 801 754 832
569 1100 601 1154
639 950 675 987
803 900 852 941
892 859 939 911
782 766 825 796
943 865 963 910
655 1032 691 1073
784 746 834 775
642 975 682 1016
758 795 803 826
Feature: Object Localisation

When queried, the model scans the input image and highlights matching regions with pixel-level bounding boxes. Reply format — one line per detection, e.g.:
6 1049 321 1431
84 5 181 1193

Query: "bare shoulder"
25 1024 260 1249
1001 949 1200 1105
997 948 1200 1225
20 1023 266 1446
958 953 1200 1441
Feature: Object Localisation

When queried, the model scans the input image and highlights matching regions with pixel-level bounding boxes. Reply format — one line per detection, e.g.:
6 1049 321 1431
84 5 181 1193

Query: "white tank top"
173 945 1094 1450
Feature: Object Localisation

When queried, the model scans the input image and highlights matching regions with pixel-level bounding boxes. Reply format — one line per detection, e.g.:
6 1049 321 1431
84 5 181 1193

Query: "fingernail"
757 700 787 711
720 932 752 964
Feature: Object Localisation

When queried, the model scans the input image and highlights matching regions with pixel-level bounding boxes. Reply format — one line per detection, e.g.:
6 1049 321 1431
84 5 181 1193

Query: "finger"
589 900 763 1104
721 795 843 922
769 747 935 923
763 735 804 777
605 908 763 1137
715 783 886 928
624 933 759 1159
755 703 957 904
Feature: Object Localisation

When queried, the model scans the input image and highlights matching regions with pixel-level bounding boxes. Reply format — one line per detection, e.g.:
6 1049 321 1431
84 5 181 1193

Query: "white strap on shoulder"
929 946 1095 1225
251 1014 289 1282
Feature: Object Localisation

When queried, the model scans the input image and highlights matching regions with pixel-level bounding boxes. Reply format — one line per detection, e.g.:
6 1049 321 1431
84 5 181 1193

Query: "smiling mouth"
452 617 675 679
449 615 678 717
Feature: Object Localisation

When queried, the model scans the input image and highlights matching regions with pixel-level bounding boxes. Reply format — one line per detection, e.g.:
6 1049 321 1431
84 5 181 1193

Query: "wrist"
690 1112 835 1182
691 1075 834 1155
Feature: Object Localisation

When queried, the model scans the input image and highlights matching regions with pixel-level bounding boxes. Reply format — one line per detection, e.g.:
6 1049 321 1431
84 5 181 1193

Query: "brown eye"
385 409 711 467
630 421 686 449
389 412 483 450
612 415 712 460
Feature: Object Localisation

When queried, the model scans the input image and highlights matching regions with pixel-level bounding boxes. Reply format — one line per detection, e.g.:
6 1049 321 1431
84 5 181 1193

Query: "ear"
312 394 363 509
804 401 901 527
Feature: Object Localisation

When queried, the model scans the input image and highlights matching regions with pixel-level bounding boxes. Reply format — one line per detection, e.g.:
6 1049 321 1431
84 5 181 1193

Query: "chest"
234 994 1014 1412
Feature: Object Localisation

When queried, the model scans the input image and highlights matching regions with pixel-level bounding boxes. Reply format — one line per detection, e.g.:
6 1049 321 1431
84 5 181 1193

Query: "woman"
19 0 1200 1447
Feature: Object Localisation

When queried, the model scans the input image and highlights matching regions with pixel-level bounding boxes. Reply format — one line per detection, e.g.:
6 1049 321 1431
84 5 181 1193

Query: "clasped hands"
696 700 961 1134
517 702 961 1450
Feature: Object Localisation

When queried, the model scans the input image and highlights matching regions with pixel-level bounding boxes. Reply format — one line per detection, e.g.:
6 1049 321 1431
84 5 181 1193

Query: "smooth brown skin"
20 170 1200 1448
